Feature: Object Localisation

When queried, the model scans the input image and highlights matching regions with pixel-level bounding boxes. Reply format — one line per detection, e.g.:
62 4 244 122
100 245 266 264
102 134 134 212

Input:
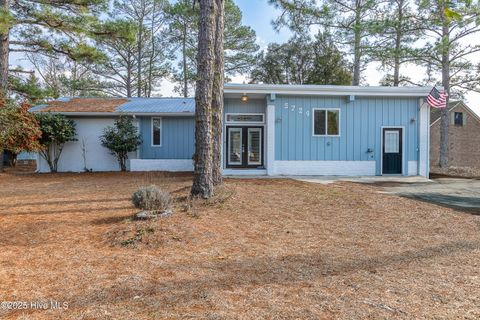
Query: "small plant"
132 185 172 213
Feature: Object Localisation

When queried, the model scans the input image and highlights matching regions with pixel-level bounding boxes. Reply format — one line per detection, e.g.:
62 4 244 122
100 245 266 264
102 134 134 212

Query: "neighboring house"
31 84 432 177
430 101 480 169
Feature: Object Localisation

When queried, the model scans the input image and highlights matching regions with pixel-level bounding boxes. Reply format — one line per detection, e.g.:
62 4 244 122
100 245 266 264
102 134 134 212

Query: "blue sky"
234 0 290 46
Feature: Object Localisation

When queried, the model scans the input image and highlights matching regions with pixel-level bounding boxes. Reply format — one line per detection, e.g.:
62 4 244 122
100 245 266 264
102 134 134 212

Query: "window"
226 113 264 123
313 109 340 136
454 112 464 126
152 118 161 146
384 131 399 153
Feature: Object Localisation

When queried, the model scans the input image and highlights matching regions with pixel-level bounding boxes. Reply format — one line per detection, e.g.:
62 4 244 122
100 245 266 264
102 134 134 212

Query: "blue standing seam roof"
116 98 195 113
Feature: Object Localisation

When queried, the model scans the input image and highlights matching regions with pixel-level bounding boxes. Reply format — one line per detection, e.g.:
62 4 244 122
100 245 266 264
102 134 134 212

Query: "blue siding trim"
273 95 420 175
139 116 195 159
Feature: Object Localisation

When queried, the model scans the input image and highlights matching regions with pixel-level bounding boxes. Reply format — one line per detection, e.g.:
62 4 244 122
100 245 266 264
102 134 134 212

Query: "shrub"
132 185 172 212
100 116 142 171
36 112 77 172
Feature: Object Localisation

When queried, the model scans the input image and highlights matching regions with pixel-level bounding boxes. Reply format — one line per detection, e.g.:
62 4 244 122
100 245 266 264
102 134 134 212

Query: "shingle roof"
31 97 195 114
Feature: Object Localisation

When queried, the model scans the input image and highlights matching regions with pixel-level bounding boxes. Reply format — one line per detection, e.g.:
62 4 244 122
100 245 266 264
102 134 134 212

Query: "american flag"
426 87 447 108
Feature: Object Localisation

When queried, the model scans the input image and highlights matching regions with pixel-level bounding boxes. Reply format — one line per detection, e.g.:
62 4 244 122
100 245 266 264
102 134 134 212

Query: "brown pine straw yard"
0 172 479 319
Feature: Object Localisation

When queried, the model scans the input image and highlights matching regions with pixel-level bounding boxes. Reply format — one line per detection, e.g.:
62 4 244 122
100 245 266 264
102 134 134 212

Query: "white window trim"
312 108 341 137
151 117 162 147
226 113 265 124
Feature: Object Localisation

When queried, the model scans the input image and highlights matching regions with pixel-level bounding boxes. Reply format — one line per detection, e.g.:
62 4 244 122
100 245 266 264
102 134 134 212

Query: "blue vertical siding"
274 95 420 175
139 116 195 159
224 98 266 115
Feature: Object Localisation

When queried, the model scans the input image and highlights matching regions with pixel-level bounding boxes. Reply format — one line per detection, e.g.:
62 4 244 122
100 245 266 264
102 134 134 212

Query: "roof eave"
224 84 432 97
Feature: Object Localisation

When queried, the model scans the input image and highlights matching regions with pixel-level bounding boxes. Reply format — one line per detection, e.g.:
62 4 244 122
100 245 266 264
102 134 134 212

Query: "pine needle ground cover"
0 172 479 319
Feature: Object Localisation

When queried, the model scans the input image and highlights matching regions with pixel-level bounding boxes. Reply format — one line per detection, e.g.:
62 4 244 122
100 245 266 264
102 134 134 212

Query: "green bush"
132 185 172 212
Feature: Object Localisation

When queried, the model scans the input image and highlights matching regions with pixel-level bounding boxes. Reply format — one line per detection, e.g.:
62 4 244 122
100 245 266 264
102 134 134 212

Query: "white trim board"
272 161 376 176
129 159 193 172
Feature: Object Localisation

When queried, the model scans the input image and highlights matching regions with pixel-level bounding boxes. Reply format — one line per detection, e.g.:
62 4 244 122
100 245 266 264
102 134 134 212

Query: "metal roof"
116 97 195 114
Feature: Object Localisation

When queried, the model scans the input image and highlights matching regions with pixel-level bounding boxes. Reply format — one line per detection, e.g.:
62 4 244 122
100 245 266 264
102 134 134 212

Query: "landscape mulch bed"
0 172 479 319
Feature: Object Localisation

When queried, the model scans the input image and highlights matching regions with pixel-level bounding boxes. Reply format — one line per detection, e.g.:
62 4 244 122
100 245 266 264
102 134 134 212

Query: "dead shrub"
132 185 172 212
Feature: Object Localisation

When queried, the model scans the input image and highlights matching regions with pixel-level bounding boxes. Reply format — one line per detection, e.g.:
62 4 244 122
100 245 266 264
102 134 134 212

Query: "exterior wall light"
241 94 248 103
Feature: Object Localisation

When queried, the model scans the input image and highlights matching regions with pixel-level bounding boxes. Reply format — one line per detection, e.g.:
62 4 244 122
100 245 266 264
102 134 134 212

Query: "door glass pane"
327 110 339 135
385 131 399 153
227 114 264 123
248 128 261 165
228 128 242 165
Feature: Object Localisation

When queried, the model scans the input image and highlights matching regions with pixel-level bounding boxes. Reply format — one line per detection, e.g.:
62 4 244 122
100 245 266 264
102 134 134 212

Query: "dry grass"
0 172 479 319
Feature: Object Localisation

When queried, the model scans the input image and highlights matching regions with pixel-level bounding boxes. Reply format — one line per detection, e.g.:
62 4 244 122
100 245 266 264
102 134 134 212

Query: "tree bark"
211 0 224 186
191 0 216 198
0 0 10 98
352 5 361 86
439 4 450 168
137 16 144 98
0 0 12 173
182 21 189 98
393 0 403 87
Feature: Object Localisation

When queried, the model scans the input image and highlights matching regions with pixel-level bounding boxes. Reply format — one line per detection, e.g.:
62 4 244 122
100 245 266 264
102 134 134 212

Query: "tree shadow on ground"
400 193 480 215
77 240 480 311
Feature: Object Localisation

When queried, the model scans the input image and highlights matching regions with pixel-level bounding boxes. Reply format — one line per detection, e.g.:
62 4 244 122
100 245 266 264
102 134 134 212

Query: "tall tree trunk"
182 22 189 98
352 7 361 86
191 0 216 198
439 7 450 168
0 0 9 97
127 53 132 97
137 19 144 98
147 0 156 98
393 0 403 87
211 0 224 186
0 0 9 172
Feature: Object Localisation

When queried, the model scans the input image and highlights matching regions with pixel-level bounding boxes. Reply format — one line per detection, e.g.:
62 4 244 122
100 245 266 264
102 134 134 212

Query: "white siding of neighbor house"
37 117 136 173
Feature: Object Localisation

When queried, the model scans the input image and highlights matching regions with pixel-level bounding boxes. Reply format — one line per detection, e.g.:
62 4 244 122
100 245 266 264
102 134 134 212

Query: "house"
31 84 432 177
430 101 480 169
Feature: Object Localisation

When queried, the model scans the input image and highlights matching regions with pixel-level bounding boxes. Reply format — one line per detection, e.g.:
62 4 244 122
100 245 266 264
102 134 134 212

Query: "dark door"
382 128 403 174
226 126 264 168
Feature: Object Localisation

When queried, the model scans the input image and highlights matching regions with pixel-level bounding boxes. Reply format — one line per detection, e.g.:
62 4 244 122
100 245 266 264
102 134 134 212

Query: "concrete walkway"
382 178 480 213
294 175 479 213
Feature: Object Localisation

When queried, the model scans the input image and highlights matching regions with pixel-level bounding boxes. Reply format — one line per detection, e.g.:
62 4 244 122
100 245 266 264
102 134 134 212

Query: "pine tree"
416 0 480 167
212 0 224 186
0 0 116 97
191 0 216 198
269 0 379 85
166 0 258 97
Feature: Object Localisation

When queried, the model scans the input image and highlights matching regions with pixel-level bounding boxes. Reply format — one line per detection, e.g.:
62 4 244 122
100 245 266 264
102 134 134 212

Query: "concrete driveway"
382 178 480 213
294 176 480 213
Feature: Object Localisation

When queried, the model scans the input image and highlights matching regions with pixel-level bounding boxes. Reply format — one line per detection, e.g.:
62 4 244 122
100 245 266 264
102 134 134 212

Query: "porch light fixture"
241 94 248 103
